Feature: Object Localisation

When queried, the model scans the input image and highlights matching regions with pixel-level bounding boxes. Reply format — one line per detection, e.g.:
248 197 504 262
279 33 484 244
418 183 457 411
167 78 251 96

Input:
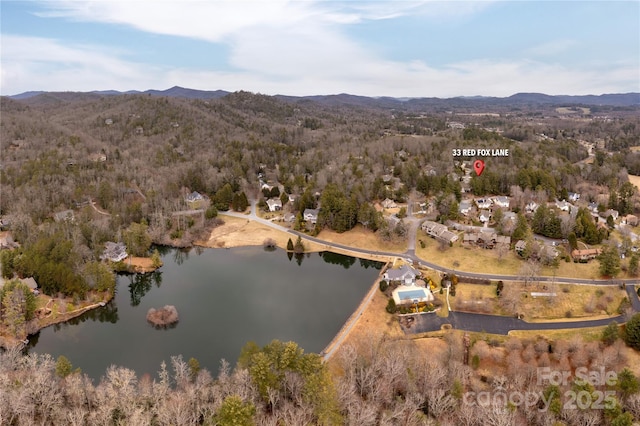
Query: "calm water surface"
27 247 382 380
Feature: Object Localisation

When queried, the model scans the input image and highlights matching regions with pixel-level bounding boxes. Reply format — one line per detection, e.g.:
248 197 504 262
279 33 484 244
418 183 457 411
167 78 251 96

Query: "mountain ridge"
6 87 639 107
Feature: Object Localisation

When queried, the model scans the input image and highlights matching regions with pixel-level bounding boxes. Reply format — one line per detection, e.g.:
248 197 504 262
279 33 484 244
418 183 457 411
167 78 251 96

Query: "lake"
26 247 383 381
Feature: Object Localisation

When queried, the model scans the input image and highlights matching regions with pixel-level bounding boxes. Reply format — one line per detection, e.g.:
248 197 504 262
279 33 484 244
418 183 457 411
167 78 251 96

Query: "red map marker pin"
473 160 485 176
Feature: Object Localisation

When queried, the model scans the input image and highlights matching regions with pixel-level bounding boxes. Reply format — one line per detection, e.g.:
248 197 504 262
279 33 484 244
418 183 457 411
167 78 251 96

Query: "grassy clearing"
202 216 323 252
451 281 627 320
317 225 407 253
521 283 627 320
628 174 640 191
508 326 607 342
416 232 603 279
416 233 523 275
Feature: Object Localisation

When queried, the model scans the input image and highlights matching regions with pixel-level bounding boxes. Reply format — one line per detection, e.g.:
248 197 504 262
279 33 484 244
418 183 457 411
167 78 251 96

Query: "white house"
492 196 510 209
568 192 581 202
381 198 397 209
303 208 319 224
479 210 492 223
555 200 571 212
475 198 492 209
525 202 539 213
459 200 472 216
266 198 282 212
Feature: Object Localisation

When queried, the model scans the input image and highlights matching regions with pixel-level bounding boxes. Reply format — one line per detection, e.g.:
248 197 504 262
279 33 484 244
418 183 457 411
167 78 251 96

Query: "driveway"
405 311 626 335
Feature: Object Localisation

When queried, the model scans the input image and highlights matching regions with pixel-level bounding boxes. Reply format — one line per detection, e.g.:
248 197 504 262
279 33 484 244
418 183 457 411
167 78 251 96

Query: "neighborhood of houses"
418 192 640 263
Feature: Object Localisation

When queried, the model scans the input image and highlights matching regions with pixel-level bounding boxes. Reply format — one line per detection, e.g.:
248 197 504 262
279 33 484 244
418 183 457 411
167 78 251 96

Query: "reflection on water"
27 247 382 380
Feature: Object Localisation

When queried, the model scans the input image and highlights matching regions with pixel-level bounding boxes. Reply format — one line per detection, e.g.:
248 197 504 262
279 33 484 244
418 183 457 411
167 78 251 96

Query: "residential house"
463 231 510 250
422 221 459 244
588 202 599 214
303 208 319 224
568 192 581 202
503 212 517 222
540 245 559 260
515 240 527 254
381 198 398 209
492 196 510 209
571 249 602 262
266 198 283 212
555 200 572 212
53 210 75 223
186 191 204 204
459 200 472 216
601 209 619 221
88 152 107 163
622 214 639 226
479 210 492 223
383 264 418 286
186 191 205 208
100 242 128 262
0 232 16 249
475 198 492 209
525 202 539 214
423 165 437 176
21 277 38 292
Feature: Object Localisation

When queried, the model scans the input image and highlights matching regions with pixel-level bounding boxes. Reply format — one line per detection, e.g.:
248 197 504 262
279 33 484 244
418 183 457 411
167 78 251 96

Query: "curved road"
221 204 640 287
219 201 640 339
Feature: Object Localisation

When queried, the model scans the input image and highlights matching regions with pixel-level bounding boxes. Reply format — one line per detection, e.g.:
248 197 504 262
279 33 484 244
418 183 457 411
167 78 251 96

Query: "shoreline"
0 291 114 350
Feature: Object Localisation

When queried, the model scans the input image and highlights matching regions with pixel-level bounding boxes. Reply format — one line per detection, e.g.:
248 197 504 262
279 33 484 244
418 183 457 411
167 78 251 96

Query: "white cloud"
2 34 637 97
2 1 637 96
525 39 578 57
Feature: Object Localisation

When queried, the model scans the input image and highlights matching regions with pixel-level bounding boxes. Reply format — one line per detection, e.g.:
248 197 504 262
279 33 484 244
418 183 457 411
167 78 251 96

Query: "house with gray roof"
53 210 75 223
100 242 128 262
383 264 418 286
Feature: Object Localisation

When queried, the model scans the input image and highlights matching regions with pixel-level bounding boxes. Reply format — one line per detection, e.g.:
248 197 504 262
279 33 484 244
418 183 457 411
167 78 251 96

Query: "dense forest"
1 91 639 297
2 327 640 425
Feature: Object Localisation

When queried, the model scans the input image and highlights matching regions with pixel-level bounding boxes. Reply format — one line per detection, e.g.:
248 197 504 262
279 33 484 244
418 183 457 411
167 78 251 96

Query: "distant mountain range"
7 86 640 107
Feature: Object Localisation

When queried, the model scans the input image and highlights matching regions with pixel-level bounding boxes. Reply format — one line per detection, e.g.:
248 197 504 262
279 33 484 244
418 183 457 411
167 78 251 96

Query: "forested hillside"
1 331 639 425
0 91 639 298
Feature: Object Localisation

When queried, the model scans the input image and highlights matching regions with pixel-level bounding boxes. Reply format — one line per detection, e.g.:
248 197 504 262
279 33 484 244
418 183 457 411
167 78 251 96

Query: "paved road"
406 311 627 335
220 202 640 287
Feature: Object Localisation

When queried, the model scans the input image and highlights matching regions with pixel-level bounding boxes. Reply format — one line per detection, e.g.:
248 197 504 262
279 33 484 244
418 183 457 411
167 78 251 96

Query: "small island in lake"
146 305 179 328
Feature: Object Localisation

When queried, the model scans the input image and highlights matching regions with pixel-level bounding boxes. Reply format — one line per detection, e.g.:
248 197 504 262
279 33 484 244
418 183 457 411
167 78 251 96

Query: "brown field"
317 225 407 253
521 283 627 319
416 234 526 275
416 232 602 279
628 174 640 191
453 282 627 320
199 216 323 251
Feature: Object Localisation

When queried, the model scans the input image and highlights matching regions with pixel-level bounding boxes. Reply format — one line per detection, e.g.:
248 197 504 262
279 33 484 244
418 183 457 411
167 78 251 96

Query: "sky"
1 0 639 97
